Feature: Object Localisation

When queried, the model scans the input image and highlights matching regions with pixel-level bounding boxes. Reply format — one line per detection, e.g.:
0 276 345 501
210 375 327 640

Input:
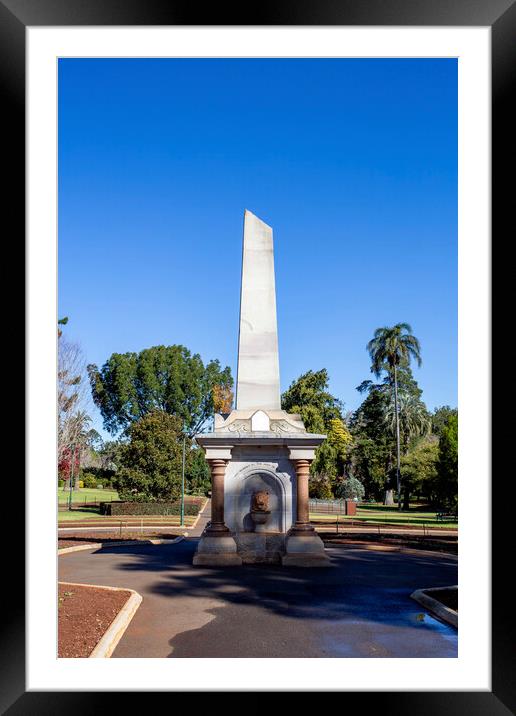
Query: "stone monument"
193 210 330 566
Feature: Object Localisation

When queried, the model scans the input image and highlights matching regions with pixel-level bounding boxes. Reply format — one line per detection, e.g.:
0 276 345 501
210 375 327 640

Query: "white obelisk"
235 210 281 411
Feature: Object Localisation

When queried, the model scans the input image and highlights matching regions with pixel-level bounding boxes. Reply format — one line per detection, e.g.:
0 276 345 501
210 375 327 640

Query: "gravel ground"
58 583 132 657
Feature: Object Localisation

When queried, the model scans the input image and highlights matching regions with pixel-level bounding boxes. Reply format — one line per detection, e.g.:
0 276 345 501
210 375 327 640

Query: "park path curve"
58 517 457 658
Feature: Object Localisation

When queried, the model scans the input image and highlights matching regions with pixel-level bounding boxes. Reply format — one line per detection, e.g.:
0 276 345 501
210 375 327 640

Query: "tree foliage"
185 446 211 495
308 472 334 499
281 369 343 433
432 405 458 437
212 383 234 414
400 436 439 506
88 345 233 435
367 323 422 377
383 393 431 451
436 413 458 508
335 476 365 501
312 418 353 480
366 323 423 505
116 411 185 502
350 362 431 502
282 370 350 492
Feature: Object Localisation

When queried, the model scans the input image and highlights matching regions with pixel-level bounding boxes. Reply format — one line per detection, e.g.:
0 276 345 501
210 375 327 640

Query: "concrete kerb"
59 581 143 658
410 585 458 629
58 535 184 555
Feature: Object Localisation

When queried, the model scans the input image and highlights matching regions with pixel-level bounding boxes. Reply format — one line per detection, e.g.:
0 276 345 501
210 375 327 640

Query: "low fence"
58 494 117 510
313 517 458 538
309 498 357 516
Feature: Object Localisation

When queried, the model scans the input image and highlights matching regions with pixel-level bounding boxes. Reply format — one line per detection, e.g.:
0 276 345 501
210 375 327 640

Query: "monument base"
193 533 243 567
281 532 331 567
234 532 286 564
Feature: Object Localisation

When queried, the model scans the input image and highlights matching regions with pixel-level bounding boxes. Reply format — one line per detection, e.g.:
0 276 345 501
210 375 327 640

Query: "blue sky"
58 58 457 438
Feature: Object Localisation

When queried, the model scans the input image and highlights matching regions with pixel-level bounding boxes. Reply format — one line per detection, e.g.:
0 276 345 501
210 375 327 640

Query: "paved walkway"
59 515 457 658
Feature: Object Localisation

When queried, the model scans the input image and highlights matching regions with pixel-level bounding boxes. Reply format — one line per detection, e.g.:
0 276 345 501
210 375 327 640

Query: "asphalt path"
58 535 457 658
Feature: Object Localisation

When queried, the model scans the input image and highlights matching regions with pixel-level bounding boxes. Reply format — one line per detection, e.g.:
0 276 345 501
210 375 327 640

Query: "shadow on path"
106 538 458 658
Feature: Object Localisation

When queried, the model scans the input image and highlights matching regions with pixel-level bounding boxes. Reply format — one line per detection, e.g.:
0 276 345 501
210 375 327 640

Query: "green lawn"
58 487 119 504
310 504 457 529
58 507 105 521
57 489 207 522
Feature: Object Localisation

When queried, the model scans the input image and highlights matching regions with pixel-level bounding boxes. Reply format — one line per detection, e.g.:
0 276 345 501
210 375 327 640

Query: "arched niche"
232 465 288 533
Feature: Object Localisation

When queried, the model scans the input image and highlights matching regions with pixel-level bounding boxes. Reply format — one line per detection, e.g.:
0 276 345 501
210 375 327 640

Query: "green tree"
432 405 458 437
308 472 333 499
400 436 439 509
311 418 353 487
88 345 232 435
383 393 431 454
367 323 422 509
281 369 343 433
349 382 393 501
98 440 123 472
282 370 346 493
116 411 185 502
435 413 458 509
347 435 389 501
185 446 211 495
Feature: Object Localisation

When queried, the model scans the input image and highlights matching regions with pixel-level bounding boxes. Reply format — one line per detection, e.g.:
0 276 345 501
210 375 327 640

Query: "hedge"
99 500 202 516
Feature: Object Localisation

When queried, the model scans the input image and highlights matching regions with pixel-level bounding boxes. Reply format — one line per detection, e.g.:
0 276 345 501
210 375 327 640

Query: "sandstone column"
193 452 242 566
206 458 230 536
290 459 315 535
283 451 329 566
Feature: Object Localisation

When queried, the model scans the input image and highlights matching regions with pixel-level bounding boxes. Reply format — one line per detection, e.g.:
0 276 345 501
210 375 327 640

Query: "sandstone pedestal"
192 534 242 567
234 532 286 564
282 533 330 567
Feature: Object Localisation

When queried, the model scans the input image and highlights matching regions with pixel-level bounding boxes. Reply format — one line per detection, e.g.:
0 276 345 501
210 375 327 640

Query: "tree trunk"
393 363 402 511
384 489 394 505
74 446 82 490
403 485 410 511
68 446 75 511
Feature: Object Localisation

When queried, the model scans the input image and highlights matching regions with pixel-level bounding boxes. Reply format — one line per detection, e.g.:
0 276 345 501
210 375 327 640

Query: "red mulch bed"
58 583 132 657
58 531 179 548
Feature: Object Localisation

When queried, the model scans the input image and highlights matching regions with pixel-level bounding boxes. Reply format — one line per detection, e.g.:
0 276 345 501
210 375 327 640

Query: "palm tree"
367 323 422 509
383 393 431 451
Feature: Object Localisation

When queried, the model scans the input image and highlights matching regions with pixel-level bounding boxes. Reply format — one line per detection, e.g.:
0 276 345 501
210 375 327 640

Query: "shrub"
335 476 365 501
82 473 97 489
78 466 117 485
58 480 64 488
99 499 203 516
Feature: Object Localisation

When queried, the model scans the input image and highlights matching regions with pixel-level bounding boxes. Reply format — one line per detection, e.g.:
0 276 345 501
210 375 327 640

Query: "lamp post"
180 428 197 528
180 433 186 527
68 443 75 512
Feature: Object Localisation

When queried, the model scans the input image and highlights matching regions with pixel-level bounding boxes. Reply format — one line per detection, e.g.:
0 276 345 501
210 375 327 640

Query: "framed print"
2 0 514 712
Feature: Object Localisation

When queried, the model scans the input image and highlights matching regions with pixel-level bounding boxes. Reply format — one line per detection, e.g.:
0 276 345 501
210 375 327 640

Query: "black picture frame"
3 0 513 712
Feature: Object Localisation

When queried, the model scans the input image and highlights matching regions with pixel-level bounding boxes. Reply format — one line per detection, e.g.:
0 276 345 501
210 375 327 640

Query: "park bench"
436 512 458 523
